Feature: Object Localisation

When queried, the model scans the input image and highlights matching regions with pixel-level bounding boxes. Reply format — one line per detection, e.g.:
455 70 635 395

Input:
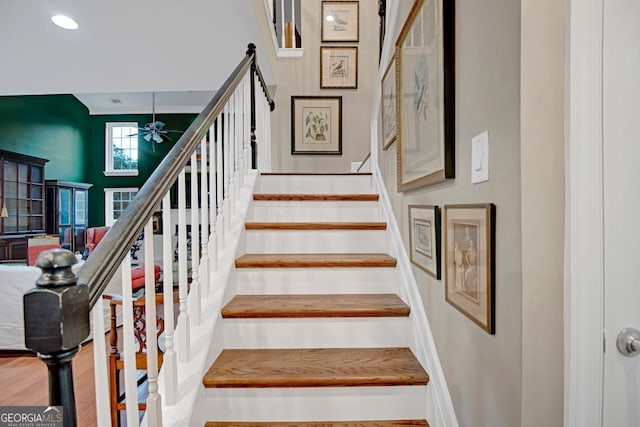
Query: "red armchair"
85 226 161 290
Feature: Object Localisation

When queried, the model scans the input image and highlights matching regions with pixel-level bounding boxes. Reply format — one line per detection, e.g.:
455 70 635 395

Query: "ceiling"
0 1 275 113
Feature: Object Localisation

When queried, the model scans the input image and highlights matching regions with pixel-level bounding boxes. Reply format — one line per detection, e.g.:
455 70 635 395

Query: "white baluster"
280 0 285 48
291 0 296 48
200 137 210 295
236 87 245 189
91 300 110 426
161 193 178 405
121 255 140 427
209 122 218 272
233 90 241 205
223 104 232 233
189 150 201 326
244 75 251 173
177 169 190 362
229 94 237 216
216 115 225 247
143 220 162 426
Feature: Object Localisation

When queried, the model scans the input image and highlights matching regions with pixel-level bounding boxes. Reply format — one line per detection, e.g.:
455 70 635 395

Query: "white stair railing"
262 0 304 58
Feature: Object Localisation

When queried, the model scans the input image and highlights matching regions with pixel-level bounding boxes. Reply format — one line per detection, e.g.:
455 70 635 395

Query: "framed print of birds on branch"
396 0 455 192
320 46 358 89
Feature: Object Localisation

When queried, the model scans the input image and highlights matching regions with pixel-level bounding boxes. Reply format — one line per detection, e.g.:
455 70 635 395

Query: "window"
104 188 138 226
105 122 139 176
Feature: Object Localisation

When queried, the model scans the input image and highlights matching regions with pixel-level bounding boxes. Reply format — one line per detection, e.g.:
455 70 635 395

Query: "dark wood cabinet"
0 150 48 262
46 180 92 254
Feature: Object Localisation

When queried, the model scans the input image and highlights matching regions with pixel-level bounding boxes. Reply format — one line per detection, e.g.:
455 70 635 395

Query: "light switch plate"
471 130 489 184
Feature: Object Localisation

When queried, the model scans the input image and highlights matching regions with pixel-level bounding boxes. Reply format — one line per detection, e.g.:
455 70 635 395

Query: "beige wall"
380 1 522 426
520 0 564 425
257 0 378 172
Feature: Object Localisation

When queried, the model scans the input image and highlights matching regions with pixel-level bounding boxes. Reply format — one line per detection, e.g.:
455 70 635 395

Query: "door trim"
565 0 605 426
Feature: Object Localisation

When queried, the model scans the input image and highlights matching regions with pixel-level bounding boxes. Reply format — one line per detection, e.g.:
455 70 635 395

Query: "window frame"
104 187 139 226
104 122 139 177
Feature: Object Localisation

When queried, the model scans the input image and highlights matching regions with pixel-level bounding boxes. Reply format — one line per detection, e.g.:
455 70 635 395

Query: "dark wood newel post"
23 249 90 427
247 43 258 170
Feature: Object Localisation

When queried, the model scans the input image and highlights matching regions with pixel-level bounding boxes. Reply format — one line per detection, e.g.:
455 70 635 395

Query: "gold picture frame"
381 56 397 150
291 96 342 155
408 204 441 279
396 0 455 192
444 204 496 334
321 1 359 42
321 46 358 89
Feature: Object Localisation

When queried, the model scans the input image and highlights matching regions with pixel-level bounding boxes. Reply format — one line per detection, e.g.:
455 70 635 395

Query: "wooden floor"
0 342 98 426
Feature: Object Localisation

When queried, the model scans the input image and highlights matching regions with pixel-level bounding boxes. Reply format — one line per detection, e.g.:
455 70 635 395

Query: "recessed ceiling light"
326 15 334 22
51 14 79 30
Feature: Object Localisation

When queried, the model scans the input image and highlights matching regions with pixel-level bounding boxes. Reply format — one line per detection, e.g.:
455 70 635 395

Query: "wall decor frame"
381 56 397 150
291 96 342 155
396 0 455 192
321 46 358 89
408 204 441 279
444 204 496 334
322 1 359 42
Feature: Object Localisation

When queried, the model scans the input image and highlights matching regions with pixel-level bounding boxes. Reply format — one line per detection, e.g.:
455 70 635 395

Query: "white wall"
257 0 379 172
520 0 564 426
379 1 522 426
0 1 275 95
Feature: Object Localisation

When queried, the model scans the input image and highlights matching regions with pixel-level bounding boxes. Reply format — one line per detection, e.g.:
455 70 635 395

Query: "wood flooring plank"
202 348 429 388
205 421 429 427
235 253 397 269
253 194 379 201
221 294 410 318
245 222 387 230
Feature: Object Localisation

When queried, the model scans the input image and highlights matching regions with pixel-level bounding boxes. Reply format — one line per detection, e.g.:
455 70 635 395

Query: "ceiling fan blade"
152 133 164 143
143 133 153 142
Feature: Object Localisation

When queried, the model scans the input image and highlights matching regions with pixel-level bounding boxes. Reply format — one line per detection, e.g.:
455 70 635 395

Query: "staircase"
194 173 431 426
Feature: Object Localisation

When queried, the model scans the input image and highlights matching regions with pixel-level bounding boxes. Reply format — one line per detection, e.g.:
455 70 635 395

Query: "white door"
603 0 640 425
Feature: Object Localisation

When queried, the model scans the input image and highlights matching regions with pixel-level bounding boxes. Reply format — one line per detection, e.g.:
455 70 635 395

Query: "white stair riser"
224 317 411 349
234 268 398 295
245 230 388 253
248 201 381 222
201 386 428 422
256 175 374 194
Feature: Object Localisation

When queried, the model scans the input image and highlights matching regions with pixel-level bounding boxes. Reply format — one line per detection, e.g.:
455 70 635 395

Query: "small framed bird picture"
320 46 358 89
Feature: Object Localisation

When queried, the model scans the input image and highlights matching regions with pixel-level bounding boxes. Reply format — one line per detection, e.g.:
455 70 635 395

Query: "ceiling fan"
136 92 183 144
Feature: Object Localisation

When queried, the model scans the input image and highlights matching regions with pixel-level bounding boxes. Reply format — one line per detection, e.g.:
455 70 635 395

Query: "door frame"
565 0 605 426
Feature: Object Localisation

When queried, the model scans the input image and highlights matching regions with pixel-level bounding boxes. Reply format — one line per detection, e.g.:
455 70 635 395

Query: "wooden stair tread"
253 194 379 201
235 253 397 268
222 294 409 318
202 348 429 388
260 172 373 176
245 222 386 230
205 421 429 427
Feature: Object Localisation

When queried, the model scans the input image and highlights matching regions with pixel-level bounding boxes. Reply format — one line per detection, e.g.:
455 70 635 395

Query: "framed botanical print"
444 204 496 334
291 96 342 155
396 0 455 192
408 205 441 279
321 46 358 89
322 1 359 42
381 57 397 150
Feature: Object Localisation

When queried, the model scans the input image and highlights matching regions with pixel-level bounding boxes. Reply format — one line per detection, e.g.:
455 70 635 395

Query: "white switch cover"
471 130 489 184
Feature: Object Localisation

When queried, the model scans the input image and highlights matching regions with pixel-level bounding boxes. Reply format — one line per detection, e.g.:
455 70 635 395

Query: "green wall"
0 95 88 181
86 114 196 226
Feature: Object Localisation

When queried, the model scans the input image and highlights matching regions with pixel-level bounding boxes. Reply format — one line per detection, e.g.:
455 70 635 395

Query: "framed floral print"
321 46 358 89
322 1 359 42
396 0 455 192
381 56 397 150
408 204 441 279
291 96 342 155
444 204 496 334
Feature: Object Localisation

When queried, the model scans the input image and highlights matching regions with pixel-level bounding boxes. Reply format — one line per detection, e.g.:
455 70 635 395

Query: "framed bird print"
321 46 358 89
322 1 359 42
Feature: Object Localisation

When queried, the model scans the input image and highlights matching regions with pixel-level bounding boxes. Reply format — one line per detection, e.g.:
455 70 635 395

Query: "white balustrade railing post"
143 220 162 426
280 0 285 47
223 104 232 233
208 123 218 272
216 116 225 249
91 299 110 426
121 254 140 427
200 137 210 296
244 74 251 174
234 90 241 203
229 93 237 214
291 0 296 47
190 150 201 326
161 193 178 405
177 169 190 362
236 87 245 189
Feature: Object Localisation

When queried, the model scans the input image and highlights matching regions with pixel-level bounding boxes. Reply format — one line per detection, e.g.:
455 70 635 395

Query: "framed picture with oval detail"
444 204 496 334
408 205 441 279
396 0 455 192
291 96 342 155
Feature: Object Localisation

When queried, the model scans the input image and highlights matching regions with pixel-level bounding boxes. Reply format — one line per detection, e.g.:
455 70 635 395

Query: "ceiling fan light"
51 14 79 30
